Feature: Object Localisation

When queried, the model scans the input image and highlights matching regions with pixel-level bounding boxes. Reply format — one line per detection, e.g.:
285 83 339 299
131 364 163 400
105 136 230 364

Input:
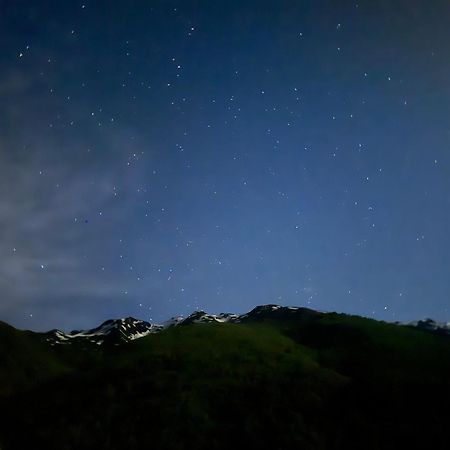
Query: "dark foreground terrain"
1 305 449 450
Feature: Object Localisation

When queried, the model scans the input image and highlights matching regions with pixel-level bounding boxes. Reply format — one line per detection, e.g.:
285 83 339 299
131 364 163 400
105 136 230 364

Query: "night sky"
1 0 450 331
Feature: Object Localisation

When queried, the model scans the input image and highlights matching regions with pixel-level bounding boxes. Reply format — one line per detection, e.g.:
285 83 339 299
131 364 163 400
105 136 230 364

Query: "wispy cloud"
0 149 133 323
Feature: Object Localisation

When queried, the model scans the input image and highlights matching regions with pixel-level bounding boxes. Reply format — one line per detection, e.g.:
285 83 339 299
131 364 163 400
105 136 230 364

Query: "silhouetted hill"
1 306 450 449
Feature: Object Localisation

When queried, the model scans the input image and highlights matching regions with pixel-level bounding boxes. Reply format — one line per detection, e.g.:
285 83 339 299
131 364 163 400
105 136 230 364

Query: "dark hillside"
1 308 449 449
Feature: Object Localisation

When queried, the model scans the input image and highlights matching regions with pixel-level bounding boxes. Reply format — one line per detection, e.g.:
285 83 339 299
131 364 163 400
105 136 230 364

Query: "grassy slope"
0 314 449 449
0 321 70 396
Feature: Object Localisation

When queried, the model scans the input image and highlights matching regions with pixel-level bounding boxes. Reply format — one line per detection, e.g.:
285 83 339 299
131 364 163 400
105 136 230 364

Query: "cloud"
0 149 131 321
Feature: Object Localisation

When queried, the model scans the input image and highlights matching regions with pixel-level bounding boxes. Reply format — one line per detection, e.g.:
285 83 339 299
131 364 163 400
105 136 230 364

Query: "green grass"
1 313 450 449
0 321 71 396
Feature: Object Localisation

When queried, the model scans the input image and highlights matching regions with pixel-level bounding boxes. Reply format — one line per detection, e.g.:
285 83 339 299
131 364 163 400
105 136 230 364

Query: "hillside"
1 305 449 449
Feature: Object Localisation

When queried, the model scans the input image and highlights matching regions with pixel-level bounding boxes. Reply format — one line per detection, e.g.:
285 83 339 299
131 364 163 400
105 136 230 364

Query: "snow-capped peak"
45 305 325 346
46 304 450 347
406 318 450 335
46 317 162 346
180 311 239 325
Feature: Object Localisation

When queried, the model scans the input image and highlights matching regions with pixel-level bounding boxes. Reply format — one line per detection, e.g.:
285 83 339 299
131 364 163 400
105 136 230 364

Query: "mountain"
406 317 450 336
44 311 241 346
1 305 450 450
42 305 324 346
45 317 163 346
42 304 450 346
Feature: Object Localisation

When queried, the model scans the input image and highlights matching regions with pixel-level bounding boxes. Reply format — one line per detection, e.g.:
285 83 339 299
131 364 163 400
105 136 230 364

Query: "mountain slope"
45 317 163 346
40 305 333 346
1 306 450 450
42 304 450 346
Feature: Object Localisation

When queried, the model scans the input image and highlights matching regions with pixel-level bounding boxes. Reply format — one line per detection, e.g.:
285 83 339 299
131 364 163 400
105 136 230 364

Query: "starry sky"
1 0 450 331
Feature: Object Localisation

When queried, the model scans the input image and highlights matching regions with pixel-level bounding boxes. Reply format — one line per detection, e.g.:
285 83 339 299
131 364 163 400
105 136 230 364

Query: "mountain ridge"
35 304 450 346
1 303 450 449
